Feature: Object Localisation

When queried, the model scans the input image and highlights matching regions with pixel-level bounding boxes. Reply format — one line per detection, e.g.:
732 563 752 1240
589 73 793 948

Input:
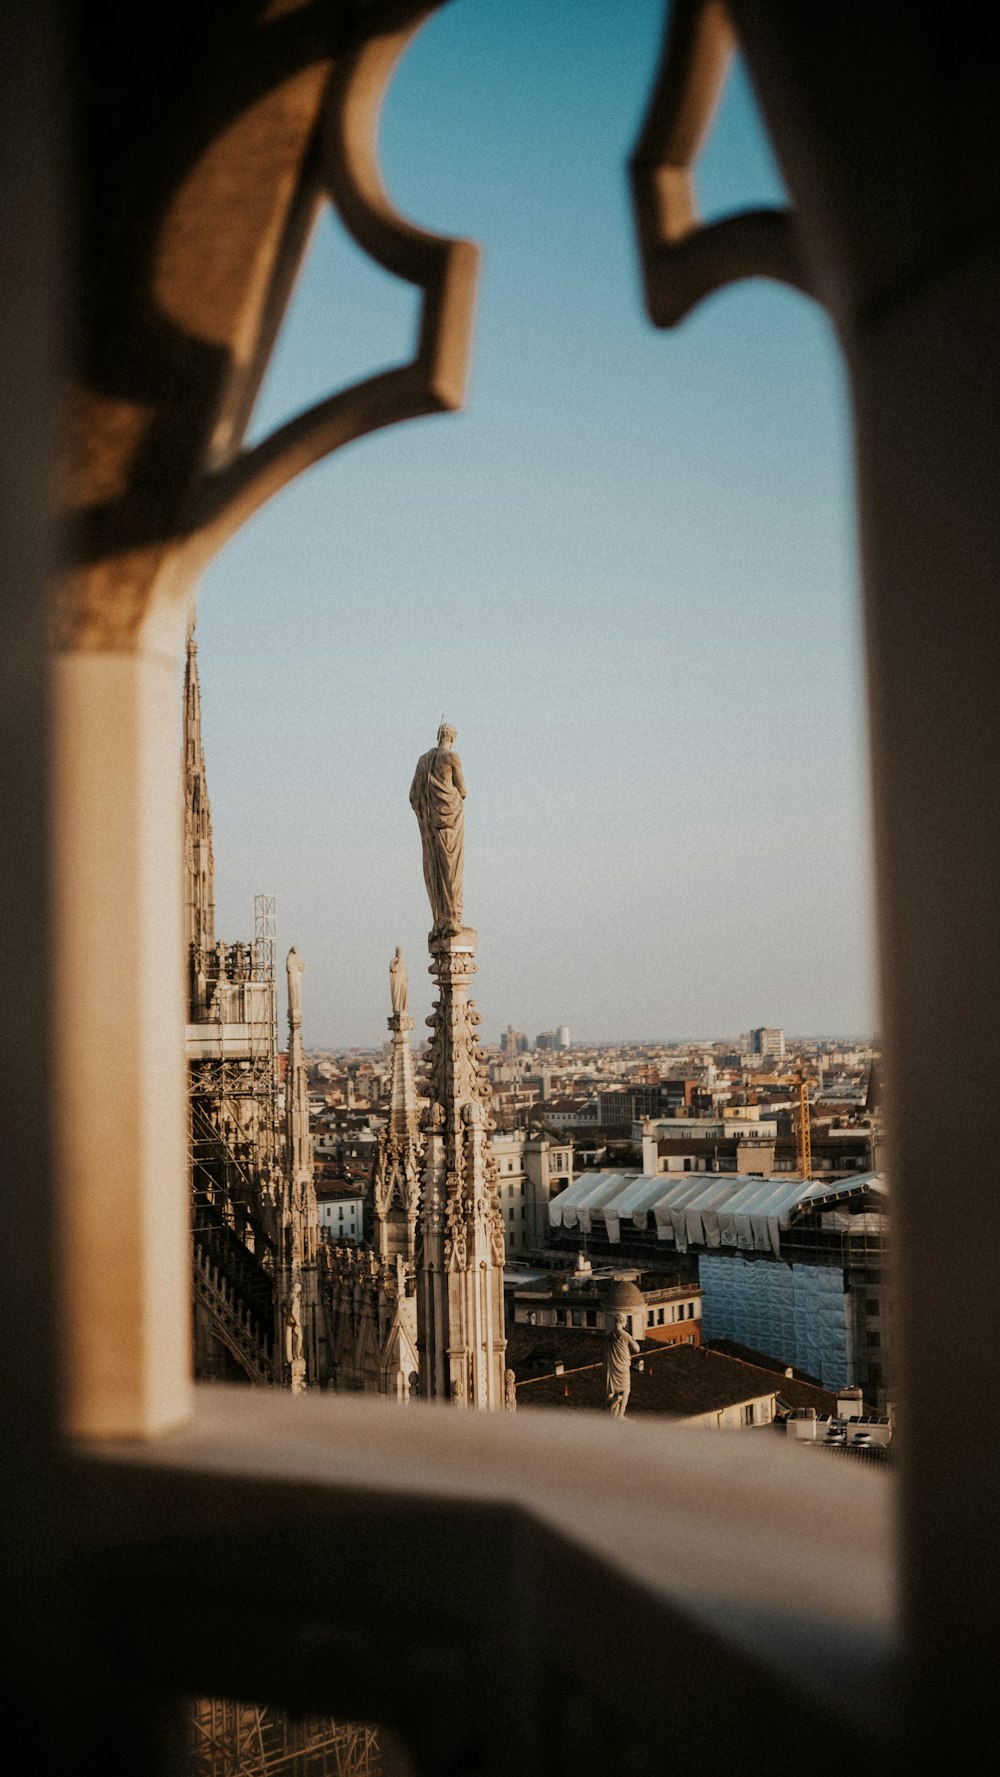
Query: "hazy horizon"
302 1033 880 1057
196 0 877 1050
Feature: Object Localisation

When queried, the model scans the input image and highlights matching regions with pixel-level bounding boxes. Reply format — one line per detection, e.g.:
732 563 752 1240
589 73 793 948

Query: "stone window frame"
4 0 996 1767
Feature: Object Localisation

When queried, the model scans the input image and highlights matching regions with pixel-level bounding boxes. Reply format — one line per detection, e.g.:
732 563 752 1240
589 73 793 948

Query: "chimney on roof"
837 1385 864 1420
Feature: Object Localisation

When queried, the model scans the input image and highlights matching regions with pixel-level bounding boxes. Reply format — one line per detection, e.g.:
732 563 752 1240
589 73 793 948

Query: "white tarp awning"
548 1169 886 1257
547 1172 641 1233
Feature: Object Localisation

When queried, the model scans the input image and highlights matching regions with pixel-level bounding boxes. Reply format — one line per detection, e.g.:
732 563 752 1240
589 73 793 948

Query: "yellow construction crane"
793 1068 812 1179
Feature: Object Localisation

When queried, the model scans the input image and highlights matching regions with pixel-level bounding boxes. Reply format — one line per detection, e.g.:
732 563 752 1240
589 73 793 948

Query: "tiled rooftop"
516 1341 840 1421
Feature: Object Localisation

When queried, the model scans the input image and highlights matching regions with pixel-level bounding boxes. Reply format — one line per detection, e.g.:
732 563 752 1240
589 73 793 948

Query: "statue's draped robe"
389 949 408 1015
410 745 466 933
605 1322 640 1416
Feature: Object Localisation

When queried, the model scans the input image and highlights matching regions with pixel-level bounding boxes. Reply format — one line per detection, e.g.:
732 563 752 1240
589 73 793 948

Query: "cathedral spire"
283 947 318 1265
371 947 423 1274
409 726 508 1409
387 946 420 1141
285 947 312 1187
278 947 319 1393
183 618 215 1011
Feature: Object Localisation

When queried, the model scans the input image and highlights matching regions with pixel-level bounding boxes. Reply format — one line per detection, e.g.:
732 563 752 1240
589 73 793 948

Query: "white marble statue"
409 723 467 936
285 1304 303 1365
287 946 304 1019
389 945 408 1015
605 1313 640 1419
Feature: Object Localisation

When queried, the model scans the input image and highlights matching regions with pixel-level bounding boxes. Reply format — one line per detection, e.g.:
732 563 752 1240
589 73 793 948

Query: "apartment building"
492 1128 574 1252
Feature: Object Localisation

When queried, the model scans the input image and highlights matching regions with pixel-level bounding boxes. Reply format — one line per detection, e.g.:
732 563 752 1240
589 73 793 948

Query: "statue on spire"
409 728 508 1409
409 723 467 937
389 945 408 1016
287 945 304 1024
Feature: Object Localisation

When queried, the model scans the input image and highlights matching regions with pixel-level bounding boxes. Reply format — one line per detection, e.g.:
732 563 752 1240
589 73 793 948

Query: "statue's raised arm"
410 722 466 937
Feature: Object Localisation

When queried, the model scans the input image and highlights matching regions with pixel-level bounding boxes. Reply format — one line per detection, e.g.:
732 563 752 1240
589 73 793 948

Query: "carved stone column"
417 930 507 1409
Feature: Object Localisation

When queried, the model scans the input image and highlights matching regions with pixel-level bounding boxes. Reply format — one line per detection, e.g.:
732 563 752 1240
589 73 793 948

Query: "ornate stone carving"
488 1201 507 1270
630 0 810 329
444 1176 469 1272
372 1145 393 1219
59 4 481 652
404 1151 422 1217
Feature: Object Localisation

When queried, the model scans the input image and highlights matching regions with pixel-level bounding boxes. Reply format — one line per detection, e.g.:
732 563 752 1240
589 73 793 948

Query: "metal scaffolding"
189 897 280 1210
190 1699 385 1777
188 896 282 1380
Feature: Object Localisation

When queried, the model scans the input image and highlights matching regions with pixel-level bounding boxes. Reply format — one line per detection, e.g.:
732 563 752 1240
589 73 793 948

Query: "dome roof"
605 1278 646 1311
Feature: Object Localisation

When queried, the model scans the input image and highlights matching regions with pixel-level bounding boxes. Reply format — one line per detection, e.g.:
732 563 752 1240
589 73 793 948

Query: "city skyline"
304 1030 879 1056
196 0 875 1048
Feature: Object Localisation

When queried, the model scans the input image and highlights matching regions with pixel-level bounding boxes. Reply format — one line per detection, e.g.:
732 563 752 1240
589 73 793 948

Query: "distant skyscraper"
557 1025 570 1050
749 1026 786 1065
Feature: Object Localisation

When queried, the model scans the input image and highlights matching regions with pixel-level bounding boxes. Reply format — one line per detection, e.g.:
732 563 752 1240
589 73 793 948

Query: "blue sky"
196 0 876 1048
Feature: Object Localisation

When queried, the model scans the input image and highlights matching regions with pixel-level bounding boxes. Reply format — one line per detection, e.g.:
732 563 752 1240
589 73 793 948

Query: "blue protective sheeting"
699 1253 851 1389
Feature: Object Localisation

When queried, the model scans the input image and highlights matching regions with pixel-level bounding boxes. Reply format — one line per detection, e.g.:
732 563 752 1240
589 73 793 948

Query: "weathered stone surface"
409 723 467 939
413 739 508 1410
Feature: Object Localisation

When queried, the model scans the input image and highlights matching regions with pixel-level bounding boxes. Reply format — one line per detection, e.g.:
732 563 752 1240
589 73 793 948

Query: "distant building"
549 1169 891 1400
492 1128 574 1252
316 1184 365 1243
785 1383 892 1448
515 1340 843 1429
556 1025 570 1050
596 1081 703 1129
747 1026 786 1065
509 1259 702 1345
537 1096 599 1130
639 1114 877 1182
